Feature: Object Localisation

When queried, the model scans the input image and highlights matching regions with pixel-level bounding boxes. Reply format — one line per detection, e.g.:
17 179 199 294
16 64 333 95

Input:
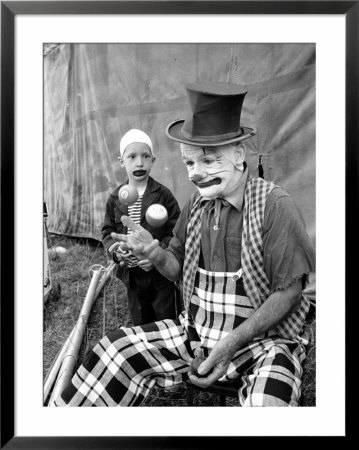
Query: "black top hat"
166 81 256 147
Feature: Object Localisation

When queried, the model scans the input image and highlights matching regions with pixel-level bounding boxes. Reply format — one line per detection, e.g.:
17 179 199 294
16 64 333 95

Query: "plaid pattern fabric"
227 336 306 406
55 319 193 407
182 266 306 406
241 177 274 308
241 177 310 340
55 319 305 406
55 278 307 407
188 267 254 351
182 194 204 311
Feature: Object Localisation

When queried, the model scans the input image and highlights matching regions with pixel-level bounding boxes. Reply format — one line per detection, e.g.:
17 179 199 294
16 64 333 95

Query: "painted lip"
193 177 222 188
133 170 147 177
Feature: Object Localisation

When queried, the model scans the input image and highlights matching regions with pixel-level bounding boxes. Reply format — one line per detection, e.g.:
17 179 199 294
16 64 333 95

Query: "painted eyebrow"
181 153 191 160
204 154 221 158
203 154 222 161
202 148 221 158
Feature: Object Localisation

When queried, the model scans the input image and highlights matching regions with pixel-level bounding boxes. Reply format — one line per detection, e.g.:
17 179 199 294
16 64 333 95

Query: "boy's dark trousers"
126 266 179 326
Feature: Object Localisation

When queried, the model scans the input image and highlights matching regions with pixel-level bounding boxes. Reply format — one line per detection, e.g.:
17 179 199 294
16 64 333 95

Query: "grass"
44 233 316 407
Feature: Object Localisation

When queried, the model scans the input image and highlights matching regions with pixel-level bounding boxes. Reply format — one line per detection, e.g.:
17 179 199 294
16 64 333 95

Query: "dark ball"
118 185 138 205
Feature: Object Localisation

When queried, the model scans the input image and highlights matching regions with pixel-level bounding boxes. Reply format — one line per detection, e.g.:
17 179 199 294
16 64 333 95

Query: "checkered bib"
181 267 254 352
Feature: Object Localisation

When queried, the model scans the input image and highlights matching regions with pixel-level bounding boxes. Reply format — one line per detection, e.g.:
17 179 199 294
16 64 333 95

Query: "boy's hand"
111 216 160 261
113 249 131 267
110 242 131 267
137 259 153 272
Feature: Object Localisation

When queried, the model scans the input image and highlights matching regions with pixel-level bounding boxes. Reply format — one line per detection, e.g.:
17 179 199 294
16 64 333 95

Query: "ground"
43 234 316 407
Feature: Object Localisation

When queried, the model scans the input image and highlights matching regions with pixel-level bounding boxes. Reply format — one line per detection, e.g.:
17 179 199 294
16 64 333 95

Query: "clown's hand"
111 216 159 262
188 334 238 388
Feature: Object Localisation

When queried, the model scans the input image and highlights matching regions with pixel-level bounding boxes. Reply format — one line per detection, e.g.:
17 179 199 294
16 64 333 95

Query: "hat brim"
166 119 256 147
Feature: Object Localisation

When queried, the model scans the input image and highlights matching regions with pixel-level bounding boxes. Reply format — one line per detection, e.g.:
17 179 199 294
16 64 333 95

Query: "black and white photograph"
43 42 316 408
1 2 353 445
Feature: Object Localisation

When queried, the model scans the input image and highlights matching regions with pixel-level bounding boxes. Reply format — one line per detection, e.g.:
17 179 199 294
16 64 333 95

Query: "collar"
223 167 248 212
144 176 161 194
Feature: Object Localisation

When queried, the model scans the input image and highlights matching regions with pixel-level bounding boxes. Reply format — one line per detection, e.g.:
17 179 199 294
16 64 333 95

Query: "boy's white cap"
119 129 153 157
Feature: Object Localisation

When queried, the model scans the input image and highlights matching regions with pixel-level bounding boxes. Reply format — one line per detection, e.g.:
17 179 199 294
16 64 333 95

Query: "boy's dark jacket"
102 176 181 281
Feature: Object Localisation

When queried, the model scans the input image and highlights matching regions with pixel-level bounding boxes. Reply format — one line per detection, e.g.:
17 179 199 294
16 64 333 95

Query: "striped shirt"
126 194 143 267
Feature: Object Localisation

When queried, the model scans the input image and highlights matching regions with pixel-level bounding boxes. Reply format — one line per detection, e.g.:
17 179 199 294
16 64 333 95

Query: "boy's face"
120 142 155 182
181 143 245 200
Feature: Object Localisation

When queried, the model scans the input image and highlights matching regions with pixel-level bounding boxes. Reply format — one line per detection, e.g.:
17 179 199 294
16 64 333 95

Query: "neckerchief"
241 177 310 340
182 194 204 311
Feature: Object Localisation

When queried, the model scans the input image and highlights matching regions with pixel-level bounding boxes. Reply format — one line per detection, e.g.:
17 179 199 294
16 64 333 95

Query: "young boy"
101 129 181 325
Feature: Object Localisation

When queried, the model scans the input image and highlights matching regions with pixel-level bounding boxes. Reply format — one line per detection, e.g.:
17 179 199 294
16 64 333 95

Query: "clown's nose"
192 173 208 182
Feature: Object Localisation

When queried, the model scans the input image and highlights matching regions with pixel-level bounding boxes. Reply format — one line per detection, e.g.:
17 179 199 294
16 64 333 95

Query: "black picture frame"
1 1 356 448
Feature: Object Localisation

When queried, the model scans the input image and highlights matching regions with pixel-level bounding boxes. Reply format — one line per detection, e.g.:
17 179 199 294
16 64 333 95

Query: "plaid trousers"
55 267 307 407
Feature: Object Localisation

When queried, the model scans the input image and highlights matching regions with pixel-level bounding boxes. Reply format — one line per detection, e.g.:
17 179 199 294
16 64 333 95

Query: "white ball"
146 204 168 227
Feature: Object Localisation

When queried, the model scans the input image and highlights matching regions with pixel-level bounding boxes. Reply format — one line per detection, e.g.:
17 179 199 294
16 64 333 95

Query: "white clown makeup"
180 143 245 200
